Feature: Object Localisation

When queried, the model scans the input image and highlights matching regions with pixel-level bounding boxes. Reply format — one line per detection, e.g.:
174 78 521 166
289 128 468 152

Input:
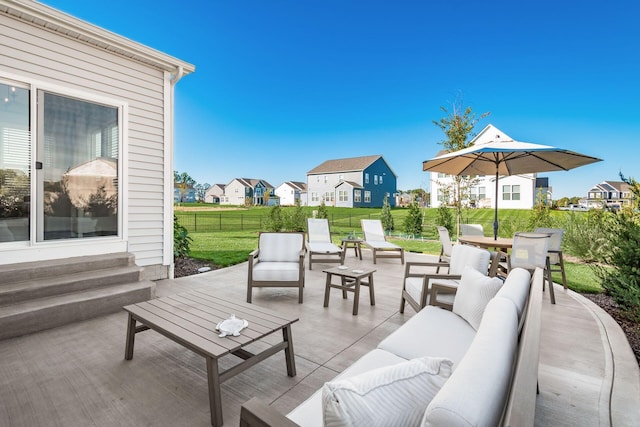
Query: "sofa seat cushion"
308 242 342 254
405 277 455 307
287 349 407 427
258 233 303 262
378 306 476 365
252 262 300 282
422 297 519 427
452 267 504 331
322 357 453 427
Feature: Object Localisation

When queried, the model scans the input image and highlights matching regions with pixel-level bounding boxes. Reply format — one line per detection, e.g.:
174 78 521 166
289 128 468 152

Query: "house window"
380 175 383 184
354 190 361 202
338 190 348 202
374 175 378 185
339 174 344 181
316 176 320 182
311 192 319 202
502 185 520 201
323 192 334 202
235 188 238 193
438 173 447 178
364 173 369 184
364 191 371 203
470 186 486 200
437 189 445 202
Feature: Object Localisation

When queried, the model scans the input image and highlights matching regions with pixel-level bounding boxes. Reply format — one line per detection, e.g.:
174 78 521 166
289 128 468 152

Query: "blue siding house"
307 155 397 208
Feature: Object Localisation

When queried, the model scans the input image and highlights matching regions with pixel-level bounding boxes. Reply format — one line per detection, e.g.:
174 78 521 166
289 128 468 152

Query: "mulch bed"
583 293 640 365
173 257 640 366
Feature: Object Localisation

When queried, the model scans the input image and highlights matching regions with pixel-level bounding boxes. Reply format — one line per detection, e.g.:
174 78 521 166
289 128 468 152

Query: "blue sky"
44 0 639 198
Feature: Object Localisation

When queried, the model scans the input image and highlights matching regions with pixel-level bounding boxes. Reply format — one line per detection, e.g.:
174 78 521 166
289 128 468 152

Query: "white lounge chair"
360 219 404 264
461 223 485 237
306 218 344 270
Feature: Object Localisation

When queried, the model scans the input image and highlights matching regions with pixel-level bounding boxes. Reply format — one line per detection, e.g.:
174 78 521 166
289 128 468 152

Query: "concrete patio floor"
0 251 638 426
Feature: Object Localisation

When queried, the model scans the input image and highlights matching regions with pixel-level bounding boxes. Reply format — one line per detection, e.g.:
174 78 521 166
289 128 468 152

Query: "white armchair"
247 232 306 303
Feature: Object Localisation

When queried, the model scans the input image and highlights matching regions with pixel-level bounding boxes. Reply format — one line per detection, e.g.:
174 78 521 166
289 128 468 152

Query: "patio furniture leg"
545 260 556 304
323 273 332 307
124 313 136 360
341 276 348 299
368 273 375 306
283 325 297 377
206 357 223 427
352 279 361 315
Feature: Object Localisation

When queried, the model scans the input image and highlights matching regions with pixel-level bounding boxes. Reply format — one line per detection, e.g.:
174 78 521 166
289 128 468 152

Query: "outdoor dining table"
457 235 513 250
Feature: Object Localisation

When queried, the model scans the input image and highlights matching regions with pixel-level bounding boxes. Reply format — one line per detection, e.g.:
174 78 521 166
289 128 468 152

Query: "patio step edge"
0 265 144 306
0 281 156 340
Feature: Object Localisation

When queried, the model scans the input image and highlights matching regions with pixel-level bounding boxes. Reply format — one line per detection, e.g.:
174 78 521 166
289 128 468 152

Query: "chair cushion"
496 267 531 320
378 306 476 365
323 357 453 427
448 244 491 275
252 262 300 281
452 267 504 331
405 277 455 307
365 240 401 250
422 297 518 427
258 233 303 262
308 242 341 254
287 349 407 427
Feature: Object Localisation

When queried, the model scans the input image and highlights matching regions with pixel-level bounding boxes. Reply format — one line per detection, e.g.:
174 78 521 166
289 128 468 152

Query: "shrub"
173 214 192 258
284 199 306 232
381 195 394 232
316 200 328 219
264 205 284 231
557 210 610 263
404 201 423 236
527 190 553 230
593 210 640 321
436 203 454 235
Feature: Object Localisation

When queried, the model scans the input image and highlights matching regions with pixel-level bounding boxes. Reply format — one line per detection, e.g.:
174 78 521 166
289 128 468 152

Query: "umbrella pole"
493 170 499 240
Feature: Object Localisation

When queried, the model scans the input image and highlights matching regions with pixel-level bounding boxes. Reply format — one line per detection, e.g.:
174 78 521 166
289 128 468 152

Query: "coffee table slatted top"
123 289 298 359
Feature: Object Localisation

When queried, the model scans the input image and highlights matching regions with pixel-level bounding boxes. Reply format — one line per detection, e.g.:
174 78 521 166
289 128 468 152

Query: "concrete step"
0 253 135 285
0 281 156 340
0 265 143 306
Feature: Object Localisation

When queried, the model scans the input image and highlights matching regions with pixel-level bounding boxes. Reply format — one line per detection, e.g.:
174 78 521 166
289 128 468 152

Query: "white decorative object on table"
216 314 249 337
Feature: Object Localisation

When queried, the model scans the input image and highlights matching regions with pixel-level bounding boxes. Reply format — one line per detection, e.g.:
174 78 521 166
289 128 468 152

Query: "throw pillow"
453 266 504 331
322 357 453 427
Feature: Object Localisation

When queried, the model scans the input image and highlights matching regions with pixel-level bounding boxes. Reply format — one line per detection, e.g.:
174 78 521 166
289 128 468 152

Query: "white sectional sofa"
241 266 543 427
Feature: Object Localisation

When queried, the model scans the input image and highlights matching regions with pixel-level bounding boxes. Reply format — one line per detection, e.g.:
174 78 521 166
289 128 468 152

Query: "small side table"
341 238 363 260
323 266 376 315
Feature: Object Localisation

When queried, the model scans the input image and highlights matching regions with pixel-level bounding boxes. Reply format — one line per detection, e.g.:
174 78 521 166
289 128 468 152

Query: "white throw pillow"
453 266 503 331
322 357 453 427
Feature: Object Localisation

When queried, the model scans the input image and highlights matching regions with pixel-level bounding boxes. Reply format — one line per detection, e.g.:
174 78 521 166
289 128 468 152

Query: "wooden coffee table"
123 290 298 427
323 266 376 315
341 238 364 260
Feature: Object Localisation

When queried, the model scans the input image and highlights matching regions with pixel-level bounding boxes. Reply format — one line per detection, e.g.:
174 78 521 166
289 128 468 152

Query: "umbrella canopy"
423 129 602 239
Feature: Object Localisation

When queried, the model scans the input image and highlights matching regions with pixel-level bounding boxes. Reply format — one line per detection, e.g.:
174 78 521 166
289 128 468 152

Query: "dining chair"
508 232 554 303
460 223 484 237
534 227 567 290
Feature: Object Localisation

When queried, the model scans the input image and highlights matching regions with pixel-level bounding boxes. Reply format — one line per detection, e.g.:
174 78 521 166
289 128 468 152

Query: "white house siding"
0 10 177 278
222 180 249 205
430 174 536 209
307 171 361 206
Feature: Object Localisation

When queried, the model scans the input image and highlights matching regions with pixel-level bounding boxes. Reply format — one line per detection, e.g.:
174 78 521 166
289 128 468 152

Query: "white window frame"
354 190 361 202
364 173 369 184
364 191 371 203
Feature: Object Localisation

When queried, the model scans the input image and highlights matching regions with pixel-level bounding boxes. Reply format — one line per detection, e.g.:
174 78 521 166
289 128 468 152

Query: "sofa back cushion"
495 267 531 321
449 244 491 276
258 232 303 262
452 267 504 331
422 297 519 427
323 357 453 427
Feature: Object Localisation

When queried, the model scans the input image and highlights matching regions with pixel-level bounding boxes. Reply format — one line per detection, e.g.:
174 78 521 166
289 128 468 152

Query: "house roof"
591 181 630 193
232 178 274 189
307 155 391 175
0 0 195 75
281 181 307 191
335 180 363 189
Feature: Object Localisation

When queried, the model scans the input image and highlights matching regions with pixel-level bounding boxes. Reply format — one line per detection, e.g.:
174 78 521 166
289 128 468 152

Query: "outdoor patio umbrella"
422 137 602 239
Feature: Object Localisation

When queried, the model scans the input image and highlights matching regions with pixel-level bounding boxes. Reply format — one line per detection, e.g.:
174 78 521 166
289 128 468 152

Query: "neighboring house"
275 181 307 206
307 155 397 208
0 1 194 279
220 178 276 206
204 184 225 203
586 181 633 209
173 185 196 203
429 125 547 210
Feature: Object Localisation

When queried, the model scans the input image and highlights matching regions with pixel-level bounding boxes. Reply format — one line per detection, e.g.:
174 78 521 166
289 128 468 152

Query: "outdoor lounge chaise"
360 219 404 264
305 218 344 270
247 232 305 303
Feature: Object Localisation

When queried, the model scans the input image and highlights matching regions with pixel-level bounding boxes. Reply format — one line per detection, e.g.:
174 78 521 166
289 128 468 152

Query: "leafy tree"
264 204 284 231
436 203 455 235
173 171 195 203
433 95 489 235
403 200 423 236
316 200 328 219
620 172 640 210
285 198 307 232
527 188 553 230
380 195 394 232
173 214 192 258
195 183 210 202
86 184 117 217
